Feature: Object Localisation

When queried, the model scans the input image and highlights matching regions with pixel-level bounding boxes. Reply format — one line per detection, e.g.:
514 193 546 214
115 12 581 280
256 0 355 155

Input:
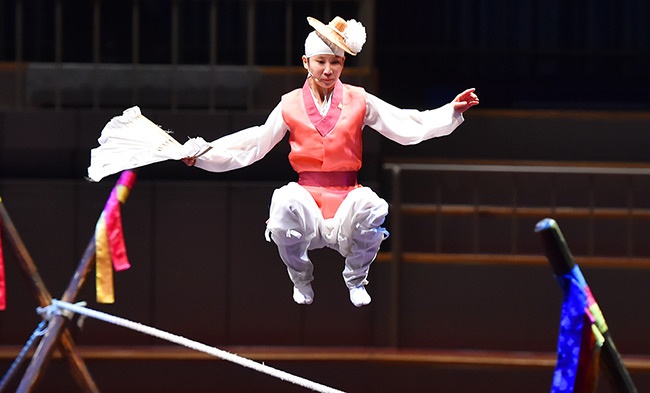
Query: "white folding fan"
87 106 211 182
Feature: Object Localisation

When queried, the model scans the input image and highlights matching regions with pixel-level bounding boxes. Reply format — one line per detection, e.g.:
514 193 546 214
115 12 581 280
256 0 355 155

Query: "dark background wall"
375 0 650 111
2 0 650 111
1 1 650 392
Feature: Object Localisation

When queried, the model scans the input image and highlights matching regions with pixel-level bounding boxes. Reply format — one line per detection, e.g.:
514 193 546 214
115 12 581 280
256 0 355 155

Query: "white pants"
266 182 389 290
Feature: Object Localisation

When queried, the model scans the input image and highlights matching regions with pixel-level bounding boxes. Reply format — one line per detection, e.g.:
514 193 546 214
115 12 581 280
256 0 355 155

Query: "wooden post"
2 170 136 392
15 238 101 393
535 218 637 393
0 200 99 393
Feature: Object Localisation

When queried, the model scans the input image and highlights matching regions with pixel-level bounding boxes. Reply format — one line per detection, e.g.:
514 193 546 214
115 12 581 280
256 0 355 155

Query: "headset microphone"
307 69 320 82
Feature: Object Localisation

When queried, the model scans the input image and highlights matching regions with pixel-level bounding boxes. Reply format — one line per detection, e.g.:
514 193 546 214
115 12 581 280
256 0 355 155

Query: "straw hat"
306 16 367 56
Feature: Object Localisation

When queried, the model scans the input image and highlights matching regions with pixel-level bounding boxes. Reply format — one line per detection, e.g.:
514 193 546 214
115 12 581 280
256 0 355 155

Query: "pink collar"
302 79 344 136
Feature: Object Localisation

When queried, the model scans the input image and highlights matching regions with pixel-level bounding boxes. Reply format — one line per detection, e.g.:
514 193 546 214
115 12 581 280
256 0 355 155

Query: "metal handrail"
383 162 650 176
382 161 650 347
383 162 650 258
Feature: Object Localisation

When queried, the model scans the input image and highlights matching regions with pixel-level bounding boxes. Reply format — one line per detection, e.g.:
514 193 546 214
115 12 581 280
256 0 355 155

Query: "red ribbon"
104 171 136 271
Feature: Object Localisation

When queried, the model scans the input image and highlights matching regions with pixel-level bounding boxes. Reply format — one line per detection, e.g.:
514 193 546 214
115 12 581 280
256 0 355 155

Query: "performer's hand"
182 157 197 166
452 88 479 114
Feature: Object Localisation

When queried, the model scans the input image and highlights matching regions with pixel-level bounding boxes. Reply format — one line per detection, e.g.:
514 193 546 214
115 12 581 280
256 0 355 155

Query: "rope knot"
37 301 87 323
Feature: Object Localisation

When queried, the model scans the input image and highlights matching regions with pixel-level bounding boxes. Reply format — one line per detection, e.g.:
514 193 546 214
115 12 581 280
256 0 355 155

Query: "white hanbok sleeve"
193 103 289 172
364 92 464 145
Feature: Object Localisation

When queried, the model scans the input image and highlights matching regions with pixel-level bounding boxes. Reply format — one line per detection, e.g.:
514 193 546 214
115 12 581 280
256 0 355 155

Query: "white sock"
293 285 314 305
349 285 371 307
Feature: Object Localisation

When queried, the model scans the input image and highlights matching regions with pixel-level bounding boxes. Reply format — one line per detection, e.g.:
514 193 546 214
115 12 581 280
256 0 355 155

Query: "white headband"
304 31 345 58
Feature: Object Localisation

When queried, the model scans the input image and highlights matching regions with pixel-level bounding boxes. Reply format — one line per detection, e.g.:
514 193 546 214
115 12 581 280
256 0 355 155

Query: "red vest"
281 80 366 218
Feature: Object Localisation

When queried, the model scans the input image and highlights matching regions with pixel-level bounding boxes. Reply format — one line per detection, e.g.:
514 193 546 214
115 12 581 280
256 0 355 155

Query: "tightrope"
50 300 345 393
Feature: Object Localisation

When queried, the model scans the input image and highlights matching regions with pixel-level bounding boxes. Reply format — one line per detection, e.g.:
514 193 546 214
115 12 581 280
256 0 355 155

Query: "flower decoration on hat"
343 19 366 54
307 16 367 56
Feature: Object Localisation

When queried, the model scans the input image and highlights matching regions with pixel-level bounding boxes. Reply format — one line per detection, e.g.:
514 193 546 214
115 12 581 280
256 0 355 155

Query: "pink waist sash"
298 171 358 188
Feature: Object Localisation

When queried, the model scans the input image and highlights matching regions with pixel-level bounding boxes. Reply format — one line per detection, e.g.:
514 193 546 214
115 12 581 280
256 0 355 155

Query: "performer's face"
303 54 345 90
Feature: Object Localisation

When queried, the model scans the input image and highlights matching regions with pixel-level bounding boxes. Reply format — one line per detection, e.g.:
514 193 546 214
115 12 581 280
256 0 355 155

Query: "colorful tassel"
95 171 137 303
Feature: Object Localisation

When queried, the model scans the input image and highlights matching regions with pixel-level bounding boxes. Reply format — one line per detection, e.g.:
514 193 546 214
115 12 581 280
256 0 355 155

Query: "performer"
182 16 479 307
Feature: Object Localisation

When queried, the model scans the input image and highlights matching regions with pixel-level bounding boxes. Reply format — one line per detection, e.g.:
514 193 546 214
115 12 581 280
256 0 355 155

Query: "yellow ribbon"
95 212 114 303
